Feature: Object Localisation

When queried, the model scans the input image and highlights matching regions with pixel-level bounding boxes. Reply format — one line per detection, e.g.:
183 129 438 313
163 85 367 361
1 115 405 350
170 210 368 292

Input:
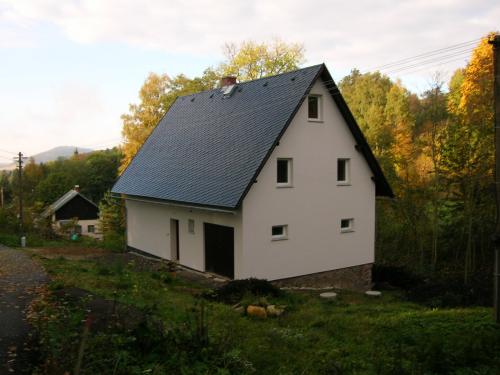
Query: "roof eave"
115 193 239 214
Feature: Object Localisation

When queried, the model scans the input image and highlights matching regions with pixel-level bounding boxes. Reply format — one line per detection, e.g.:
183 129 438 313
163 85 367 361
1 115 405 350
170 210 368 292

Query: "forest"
0 35 496 306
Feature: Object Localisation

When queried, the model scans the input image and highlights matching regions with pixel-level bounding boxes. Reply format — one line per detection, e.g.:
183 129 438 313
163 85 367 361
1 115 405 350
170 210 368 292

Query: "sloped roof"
41 189 98 218
112 64 393 209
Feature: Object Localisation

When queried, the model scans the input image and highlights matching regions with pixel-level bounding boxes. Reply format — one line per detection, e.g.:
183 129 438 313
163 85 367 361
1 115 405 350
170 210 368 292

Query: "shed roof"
112 64 393 209
41 189 98 218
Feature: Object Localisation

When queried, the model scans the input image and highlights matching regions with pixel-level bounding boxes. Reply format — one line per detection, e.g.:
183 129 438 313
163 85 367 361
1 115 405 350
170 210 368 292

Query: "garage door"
204 223 234 279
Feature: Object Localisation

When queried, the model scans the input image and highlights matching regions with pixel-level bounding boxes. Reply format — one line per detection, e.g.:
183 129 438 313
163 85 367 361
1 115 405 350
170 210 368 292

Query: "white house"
41 185 102 239
112 64 392 290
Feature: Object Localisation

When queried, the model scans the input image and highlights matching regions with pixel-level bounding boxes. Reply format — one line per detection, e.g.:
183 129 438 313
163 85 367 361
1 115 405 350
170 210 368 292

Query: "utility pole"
14 152 27 237
489 34 500 324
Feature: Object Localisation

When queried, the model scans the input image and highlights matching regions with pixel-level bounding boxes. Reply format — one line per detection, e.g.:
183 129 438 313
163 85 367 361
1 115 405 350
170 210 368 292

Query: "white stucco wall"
240 78 376 280
125 199 243 277
54 218 102 239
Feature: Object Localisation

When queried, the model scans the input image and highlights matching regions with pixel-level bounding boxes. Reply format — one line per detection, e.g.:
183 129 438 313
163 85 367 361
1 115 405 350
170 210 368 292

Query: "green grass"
34 255 500 374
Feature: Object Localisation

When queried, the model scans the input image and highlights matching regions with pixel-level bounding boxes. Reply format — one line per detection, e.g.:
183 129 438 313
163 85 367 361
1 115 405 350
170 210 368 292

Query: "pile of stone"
233 303 285 318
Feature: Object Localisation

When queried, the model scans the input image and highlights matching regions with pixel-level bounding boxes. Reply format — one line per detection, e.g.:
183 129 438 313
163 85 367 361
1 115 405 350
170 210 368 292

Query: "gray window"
308 95 321 120
272 225 288 240
88 225 95 233
337 158 350 183
188 219 195 234
341 218 354 232
277 158 292 186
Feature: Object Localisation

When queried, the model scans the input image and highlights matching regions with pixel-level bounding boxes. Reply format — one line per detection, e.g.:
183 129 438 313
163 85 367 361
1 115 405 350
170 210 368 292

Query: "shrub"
372 264 425 290
102 231 126 252
205 278 282 305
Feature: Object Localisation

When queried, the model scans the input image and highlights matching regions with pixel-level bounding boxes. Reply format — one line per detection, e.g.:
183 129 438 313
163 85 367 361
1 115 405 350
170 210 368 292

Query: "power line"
366 38 481 71
383 49 474 75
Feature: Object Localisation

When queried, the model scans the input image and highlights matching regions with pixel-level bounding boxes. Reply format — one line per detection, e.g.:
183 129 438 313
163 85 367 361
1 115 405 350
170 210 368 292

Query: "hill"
0 146 93 170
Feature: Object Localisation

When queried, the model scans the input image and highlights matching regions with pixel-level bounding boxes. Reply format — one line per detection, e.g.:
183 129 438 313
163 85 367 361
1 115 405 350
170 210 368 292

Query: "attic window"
337 158 350 184
277 158 292 187
308 95 322 121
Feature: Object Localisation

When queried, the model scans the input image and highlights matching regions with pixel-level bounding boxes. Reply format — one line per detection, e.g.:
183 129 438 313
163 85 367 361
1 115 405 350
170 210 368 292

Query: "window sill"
276 184 293 188
341 229 355 233
308 118 323 123
336 182 351 186
272 236 288 241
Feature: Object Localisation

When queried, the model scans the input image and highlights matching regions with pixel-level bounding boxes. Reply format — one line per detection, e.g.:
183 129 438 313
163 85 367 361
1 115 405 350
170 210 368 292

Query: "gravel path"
0 245 47 374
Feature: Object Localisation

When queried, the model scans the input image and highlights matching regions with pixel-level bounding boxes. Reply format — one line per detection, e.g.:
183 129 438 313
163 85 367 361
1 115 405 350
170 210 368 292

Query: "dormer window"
308 95 322 121
277 158 293 187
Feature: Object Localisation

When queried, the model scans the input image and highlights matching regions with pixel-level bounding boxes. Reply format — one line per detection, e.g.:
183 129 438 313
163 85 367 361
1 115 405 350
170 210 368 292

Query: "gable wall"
125 199 243 276
241 78 376 280
55 195 99 221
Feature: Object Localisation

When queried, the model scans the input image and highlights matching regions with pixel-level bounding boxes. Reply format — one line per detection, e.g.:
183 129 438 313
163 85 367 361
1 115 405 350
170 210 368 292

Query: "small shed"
41 185 101 239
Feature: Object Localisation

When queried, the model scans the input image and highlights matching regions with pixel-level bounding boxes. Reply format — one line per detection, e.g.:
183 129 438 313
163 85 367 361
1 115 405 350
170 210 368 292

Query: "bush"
102 231 126 252
372 264 425 290
0 232 20 247
205 278 282 305
373 264 493 307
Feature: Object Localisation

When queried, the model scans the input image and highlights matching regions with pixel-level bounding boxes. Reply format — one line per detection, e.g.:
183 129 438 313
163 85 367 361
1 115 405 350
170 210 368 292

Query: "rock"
320 292 337 299
266 304 284 317
246 305 267 318
365 290 382 297
234 306 245 314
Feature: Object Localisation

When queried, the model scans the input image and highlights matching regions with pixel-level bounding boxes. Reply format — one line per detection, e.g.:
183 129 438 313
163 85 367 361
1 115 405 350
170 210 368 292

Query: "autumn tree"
440 35 495 281
220 39 305 81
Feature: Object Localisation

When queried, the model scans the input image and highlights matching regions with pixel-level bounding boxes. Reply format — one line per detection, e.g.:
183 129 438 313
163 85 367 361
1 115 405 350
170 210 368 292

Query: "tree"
440 35 495 282
83 149 122 202
220 39 305 81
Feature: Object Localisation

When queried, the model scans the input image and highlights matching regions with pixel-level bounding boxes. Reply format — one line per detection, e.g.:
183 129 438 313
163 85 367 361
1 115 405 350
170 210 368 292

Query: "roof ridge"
175 63 324 100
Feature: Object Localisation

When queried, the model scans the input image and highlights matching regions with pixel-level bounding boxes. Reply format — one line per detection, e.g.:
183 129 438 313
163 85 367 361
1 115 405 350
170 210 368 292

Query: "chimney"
74 185 80 192
219 76 237 88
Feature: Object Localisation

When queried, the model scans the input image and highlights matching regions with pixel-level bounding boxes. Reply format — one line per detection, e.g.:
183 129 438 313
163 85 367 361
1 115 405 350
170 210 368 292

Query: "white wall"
54 218 102 239
126 199 243 277
241 78 376 280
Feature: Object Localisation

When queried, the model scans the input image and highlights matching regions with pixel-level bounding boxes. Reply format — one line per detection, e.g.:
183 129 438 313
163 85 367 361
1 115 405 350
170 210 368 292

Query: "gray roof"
112 64 392 209
41 189 98 218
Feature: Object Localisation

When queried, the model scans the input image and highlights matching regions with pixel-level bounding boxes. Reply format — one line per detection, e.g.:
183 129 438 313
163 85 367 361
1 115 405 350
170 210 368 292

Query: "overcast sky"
0 0 499 158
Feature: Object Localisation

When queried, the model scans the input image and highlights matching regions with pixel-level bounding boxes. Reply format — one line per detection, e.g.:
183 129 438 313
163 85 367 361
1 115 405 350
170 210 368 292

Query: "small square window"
341 218 354 232
188 219 195 234
337 158 350 184
88 225 95 233
277 158 292 186
308 95 322 121
272 225 288 240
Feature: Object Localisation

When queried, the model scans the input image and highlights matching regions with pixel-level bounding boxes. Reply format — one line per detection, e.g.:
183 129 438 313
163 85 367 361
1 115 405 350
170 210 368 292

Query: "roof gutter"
111 194 237 215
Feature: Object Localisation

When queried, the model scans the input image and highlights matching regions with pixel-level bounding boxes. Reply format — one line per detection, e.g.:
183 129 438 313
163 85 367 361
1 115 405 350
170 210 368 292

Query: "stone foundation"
271 263 373 291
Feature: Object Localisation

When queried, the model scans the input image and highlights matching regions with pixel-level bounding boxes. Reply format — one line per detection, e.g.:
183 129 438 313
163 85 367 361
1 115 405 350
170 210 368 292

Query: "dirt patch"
27 247 110 260
51 287 150 332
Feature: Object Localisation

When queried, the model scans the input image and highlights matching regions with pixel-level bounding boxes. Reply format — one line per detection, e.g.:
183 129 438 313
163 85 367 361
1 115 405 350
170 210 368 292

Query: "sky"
0 0 499 159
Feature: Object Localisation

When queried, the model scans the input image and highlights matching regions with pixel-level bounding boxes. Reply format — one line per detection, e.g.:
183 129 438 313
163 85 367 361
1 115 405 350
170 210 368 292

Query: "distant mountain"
29 146 93 164
0 146 93 170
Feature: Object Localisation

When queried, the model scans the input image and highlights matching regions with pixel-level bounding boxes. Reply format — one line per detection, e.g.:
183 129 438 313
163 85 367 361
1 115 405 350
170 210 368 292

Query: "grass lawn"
28 250 500 375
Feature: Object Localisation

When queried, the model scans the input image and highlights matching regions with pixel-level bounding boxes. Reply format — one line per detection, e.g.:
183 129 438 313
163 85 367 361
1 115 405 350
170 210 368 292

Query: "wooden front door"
204 223 234 279
170 219 179 261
